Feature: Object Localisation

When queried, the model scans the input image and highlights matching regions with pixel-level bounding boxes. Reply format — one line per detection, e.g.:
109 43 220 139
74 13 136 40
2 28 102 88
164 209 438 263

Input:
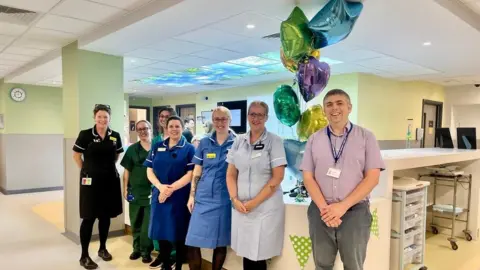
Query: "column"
62 41 125 242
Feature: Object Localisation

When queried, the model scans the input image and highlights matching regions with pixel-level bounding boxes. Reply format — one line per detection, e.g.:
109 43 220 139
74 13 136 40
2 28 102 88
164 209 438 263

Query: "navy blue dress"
144 137 195 242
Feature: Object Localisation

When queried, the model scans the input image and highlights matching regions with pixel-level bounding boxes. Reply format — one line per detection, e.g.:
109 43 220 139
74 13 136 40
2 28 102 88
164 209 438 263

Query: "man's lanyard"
327 124 354 164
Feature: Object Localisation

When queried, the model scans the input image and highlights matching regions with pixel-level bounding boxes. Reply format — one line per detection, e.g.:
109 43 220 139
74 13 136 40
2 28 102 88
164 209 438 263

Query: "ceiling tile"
0 58 27 66
25 28 77 42
0 0 62 12
168 55 218 67
125 48 180 61
124 57 157 69
0 34 15 45
174 27 247 47
51 0 126 23
223 38 279 55
88 0 151 10
4 46 48 56
194 48 246 62
210 12 281 38
35 14 99 35
0 53 36 62
0 22 28 36
146 39 211 54
13 37 65 50
321 47 386 63
147 61 191 72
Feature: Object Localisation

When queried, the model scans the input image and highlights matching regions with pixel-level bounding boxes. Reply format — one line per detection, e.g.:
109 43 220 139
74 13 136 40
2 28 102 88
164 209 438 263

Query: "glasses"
136 127 150 133
248 113 266 120
213 117 229 123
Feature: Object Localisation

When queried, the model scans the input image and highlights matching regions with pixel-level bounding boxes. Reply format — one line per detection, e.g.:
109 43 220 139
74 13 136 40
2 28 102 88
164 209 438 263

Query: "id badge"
81 177 92 185
251 152 262 159
206 153 216 159
158 147 166 152
326 168 341 178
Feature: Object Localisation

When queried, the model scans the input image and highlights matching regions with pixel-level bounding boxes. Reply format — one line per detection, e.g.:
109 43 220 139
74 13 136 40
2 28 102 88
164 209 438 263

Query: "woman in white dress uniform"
226 101 287 270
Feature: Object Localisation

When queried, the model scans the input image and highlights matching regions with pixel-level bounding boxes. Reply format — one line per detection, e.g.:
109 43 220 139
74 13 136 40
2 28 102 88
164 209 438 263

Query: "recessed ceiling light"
246 24 255 29
423 41 432 46
130 59 136 63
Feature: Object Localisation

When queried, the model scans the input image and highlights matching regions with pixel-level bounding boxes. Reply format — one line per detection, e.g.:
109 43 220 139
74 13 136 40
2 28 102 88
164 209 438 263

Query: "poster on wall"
0 114 4 129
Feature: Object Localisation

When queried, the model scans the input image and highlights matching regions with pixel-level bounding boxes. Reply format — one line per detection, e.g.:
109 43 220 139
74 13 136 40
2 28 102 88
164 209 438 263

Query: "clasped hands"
232 197 259 214
158 184 176 203
320 202 349 228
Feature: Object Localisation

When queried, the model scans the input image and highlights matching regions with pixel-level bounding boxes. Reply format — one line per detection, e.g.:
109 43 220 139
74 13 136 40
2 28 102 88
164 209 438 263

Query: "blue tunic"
144 137 195 242
185 132 236 249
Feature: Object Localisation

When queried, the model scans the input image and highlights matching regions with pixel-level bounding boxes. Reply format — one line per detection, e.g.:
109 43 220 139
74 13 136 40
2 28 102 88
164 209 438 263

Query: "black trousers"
243 257 267 270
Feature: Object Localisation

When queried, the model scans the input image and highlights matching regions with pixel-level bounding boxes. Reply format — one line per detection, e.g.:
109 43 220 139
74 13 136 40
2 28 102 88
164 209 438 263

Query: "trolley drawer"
406 189 424 204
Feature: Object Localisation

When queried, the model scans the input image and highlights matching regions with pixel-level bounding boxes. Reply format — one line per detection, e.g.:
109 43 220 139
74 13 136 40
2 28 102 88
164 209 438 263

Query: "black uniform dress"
73 126 124 219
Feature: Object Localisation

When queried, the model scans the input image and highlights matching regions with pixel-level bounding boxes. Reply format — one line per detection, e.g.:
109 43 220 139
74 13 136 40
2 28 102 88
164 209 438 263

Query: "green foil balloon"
297 104 329 141
273 85 301 127
280 7 314 62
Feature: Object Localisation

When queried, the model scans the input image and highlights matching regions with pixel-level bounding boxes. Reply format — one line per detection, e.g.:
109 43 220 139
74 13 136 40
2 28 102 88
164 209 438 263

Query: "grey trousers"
307 201 372 270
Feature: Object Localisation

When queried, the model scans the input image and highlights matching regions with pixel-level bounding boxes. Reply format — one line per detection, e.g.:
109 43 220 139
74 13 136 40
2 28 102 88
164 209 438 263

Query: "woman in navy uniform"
186 106 236 270
72 104 124 270
144 116 195 270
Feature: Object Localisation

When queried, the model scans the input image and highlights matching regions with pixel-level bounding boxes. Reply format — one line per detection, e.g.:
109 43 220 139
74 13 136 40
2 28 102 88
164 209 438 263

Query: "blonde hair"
211 106 232 120
248 101 269 115
136 120 152 130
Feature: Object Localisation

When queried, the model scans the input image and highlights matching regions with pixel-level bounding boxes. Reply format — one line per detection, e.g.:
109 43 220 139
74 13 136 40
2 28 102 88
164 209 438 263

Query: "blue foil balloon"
308 0 364 49
284 139 307 179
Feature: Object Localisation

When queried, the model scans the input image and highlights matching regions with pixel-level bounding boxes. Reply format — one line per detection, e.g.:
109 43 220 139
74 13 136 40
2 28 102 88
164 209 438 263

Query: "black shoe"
98 249 113 261
142 254 153 264
129 251 141 260
149 257 163 269
79 256 98 270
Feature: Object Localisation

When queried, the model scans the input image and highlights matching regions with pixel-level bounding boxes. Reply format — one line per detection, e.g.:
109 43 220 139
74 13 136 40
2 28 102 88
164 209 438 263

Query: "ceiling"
2 0 480 97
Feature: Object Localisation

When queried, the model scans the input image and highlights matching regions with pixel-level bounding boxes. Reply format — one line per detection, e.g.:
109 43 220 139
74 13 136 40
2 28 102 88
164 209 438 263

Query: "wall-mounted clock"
10 88 26 102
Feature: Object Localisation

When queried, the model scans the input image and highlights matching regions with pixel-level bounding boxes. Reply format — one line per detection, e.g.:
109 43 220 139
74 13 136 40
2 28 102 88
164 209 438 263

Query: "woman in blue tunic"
186 106 236 270
144 116 195 270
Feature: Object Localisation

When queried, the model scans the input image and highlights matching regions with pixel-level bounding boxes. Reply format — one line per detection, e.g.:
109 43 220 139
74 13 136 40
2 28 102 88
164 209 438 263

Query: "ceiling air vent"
0 5 39 26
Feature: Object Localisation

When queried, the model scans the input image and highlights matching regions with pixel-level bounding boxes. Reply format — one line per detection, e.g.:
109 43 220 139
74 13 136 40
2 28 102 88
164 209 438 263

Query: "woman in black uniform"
72 104 124 270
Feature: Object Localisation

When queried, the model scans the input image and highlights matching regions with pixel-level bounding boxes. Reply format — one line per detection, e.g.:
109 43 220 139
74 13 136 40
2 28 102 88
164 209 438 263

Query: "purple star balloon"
297 57 330 102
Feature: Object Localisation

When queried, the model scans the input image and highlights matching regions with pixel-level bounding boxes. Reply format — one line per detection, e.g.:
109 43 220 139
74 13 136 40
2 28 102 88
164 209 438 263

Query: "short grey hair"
248 101 269 115
323 89 351 104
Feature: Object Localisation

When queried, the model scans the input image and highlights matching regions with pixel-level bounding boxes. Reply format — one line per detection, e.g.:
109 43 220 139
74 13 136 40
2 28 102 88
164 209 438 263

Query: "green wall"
0 82 63 134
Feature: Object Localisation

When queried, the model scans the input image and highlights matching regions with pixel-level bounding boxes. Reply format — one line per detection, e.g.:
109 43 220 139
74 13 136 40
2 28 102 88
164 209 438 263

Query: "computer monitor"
456 127 477 150
435 128 454 148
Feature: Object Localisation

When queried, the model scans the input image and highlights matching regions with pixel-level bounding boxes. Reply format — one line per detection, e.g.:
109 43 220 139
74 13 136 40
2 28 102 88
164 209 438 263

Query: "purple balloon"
297 57 330 102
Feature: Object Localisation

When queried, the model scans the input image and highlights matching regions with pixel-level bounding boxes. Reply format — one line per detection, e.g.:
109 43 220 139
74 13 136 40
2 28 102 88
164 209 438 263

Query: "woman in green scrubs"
153 107 177 145
120 120 154 263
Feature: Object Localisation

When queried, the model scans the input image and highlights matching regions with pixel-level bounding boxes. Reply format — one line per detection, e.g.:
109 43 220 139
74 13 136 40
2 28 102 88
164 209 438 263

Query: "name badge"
254 144 265 150
109 136 117 142
158 147 166 152
81 177 92 186
206 153 216 159
251 152 262 159
326 168 341 179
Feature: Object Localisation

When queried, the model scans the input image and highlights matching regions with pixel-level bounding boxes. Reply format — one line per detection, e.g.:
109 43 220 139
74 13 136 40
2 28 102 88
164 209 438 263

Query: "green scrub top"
120 142 151 206
152 134 163 146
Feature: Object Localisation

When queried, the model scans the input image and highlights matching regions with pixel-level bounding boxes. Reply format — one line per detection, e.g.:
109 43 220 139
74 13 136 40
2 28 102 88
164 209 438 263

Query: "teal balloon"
308 0 364 49
284 139 306 179
273 85 301 127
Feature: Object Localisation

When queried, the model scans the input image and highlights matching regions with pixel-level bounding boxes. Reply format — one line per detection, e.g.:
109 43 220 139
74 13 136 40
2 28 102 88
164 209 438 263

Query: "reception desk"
201 148 480 270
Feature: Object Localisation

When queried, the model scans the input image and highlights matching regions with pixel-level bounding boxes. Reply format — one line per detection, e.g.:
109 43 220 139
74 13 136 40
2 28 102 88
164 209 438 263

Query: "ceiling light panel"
50 0 126 23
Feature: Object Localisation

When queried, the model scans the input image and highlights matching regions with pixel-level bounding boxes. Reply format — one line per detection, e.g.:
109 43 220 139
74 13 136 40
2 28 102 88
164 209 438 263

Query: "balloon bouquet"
274 0 364 198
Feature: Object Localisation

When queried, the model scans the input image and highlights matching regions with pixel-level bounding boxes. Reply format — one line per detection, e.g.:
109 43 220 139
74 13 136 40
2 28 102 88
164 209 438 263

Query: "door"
176 104 196 135
421 100 443 148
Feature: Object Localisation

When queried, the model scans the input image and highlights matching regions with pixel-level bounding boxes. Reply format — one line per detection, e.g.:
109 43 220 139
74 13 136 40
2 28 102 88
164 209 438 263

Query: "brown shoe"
98 249 113 261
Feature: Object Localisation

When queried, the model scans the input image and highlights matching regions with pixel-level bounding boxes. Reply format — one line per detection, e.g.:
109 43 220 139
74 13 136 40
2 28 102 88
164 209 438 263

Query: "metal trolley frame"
418 173 472 250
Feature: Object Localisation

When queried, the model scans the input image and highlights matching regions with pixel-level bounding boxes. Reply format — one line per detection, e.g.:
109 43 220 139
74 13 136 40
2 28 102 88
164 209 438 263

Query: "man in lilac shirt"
300 89 385 270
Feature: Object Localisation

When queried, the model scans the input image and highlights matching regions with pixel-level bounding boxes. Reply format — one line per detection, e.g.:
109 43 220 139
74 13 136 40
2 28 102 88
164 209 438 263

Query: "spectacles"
136 127 150 132
248 113 266 119
213 117 229 123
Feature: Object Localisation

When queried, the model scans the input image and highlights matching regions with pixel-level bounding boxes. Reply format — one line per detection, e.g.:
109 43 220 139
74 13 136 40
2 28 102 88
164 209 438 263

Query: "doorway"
128 106 150 144
421 100 443 148
176 104 196 135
